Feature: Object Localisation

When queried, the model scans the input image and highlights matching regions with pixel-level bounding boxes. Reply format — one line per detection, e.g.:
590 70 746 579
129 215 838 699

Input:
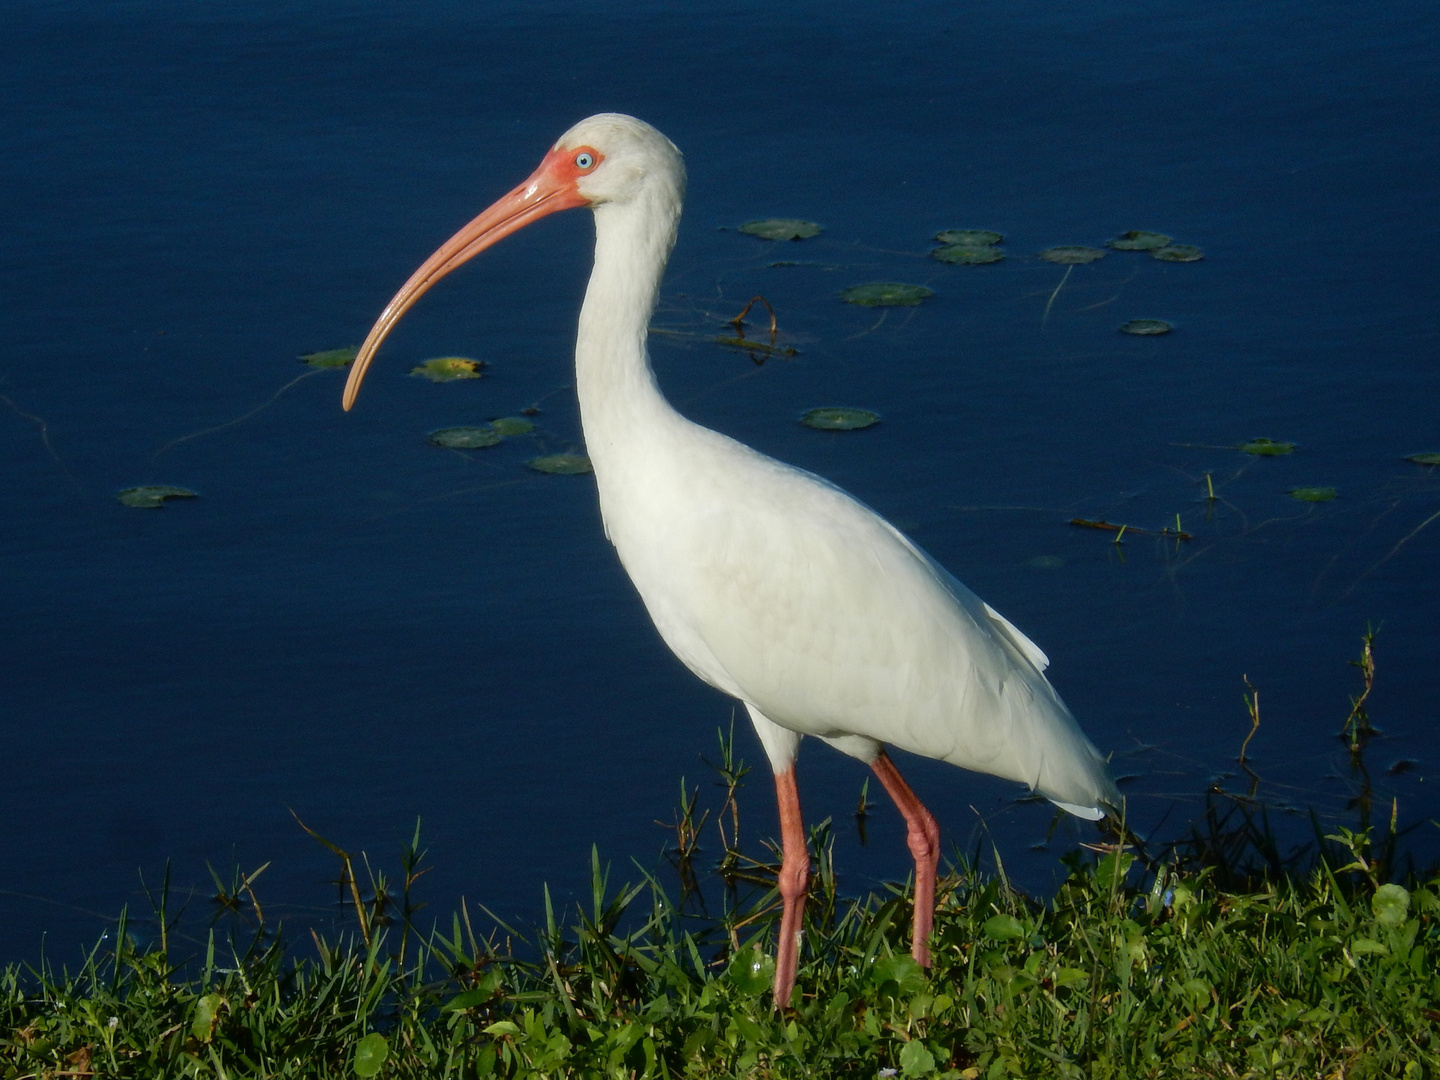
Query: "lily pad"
1119 319 1173 335
1039 245 1106 265
299 346 359 369
738 218 822 241
801 407 880 431
1289 486 1336 502
1108 231 1171 251
490 416 535 436
936 229 1003 246
429 426 501 449
839 282 933 307
931 244 1003 265
1405 452 1440 465
527 453 592 475
1152 244 1205 262
1239 438 1296 457
352 1032 389 1078
118 485 197 509
411 356 485 382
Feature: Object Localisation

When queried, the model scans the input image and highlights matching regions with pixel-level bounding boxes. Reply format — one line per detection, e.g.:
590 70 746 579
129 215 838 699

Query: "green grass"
4 633 1437 1078
3 817 1436 1078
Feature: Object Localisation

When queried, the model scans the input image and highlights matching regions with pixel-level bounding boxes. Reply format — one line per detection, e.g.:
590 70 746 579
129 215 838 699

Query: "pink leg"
771 767 809 1008
870 751 941 966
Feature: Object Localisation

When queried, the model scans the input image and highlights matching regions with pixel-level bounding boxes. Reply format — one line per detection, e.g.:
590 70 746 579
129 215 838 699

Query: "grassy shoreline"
3 812 1436 1078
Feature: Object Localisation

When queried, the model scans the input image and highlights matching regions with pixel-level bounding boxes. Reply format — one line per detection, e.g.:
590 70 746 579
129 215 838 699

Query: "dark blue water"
3 0 1437 963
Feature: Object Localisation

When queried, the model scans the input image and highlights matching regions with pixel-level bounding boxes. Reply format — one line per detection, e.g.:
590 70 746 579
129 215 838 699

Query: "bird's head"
342 113 683 411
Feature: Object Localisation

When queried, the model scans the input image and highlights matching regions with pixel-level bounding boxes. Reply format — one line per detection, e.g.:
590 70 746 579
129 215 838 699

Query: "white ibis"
342 114 1122 1006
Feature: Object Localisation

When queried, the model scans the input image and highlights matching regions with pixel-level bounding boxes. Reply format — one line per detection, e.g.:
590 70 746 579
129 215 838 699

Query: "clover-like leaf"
352 1032 389 1078
899 1039 937 1076
118 485 197 509
411 357 485 382
1373 883 1411 928
839 282 933 307
527 453 592 475
738 219 822 241
725 946 775 995
983 914 1026 941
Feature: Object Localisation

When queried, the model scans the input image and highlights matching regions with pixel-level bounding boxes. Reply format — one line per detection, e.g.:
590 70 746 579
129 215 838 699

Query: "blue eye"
575 152 594 170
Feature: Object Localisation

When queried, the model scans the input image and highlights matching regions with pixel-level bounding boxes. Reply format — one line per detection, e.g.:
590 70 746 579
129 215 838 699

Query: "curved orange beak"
342 145 591 411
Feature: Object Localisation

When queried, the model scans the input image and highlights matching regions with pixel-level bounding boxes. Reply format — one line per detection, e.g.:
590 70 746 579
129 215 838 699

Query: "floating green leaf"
1039 245 1106 265
1153 244 1205 262
936 229 1003 246
1108 231 1171 251
738 218 822 241
801 407 880 431
1239 438 1296 457
411 356 485 382
725 946 775 995
1373 883 1411 928
1289 486 1336 502
1119 319 1173 335
300 346 359 369
931 244 1003 265
528 453 592 475
490 416 535 436
118 485 197 509
839 282 933 307
429 426 501 449
1405 452 1440 465
352 1032 389 1077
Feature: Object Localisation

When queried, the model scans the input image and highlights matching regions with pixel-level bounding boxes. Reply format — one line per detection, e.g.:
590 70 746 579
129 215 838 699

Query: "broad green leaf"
725 946 774 995
191 994 223 1043
429 426 501 449
1289 486 1336 502
935 229 1002 246
899 1039 937 1076
352 1032 388 1077
1039 245 1105 264
839 282 933 307
527 453 592 475
1350 937 1388 956
738 218 822 241
801 407 879 431
1119 318 1172 335
411 357 485 382
982 914 1026 941
300 346 359 369
118 485 197 509
1373 883 1411 927
1108 230 1171 251
1152 244 1205 262
869 954 926 994
931 244 1003 265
